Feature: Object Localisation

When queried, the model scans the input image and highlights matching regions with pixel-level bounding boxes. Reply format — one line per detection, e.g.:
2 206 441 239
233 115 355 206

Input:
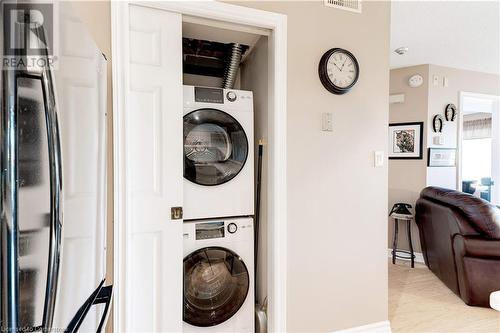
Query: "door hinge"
171 207 183 220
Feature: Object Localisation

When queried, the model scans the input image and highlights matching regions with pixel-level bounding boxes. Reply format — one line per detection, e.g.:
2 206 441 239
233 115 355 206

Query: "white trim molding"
112 2 288 332
387 248 425 264
333 320 392 333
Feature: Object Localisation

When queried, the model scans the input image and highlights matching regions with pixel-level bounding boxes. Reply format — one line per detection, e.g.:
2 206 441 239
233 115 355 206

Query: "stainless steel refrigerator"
0 1 111 332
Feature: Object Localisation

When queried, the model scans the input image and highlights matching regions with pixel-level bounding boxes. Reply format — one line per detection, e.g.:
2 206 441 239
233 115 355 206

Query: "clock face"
318 48 359 95
326 51 357 88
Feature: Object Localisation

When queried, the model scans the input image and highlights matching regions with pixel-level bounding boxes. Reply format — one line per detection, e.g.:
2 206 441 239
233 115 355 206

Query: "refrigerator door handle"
27 23 64 332
66 280 113 333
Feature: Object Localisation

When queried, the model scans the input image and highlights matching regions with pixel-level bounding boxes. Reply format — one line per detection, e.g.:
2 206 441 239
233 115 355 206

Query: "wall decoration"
428 148 456 167
388 122 423 159
432 115 444 133
318 48 359 95
445 103 457 121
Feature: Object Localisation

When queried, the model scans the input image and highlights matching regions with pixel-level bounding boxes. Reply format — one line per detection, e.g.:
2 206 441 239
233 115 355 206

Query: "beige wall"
71 1 391 332
389 65 500 252
426 65 500 189
235 1 390 331
389 65 429 252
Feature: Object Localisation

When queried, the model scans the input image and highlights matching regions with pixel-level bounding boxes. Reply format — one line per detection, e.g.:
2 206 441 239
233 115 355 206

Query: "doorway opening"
458 92 500 205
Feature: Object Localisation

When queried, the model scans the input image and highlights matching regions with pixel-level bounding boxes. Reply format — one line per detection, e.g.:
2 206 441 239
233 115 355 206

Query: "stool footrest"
393 249 415 260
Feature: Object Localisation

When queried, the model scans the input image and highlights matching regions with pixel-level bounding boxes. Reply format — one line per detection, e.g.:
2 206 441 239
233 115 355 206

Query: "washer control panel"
195 221 225 240
227 222 238 234
186 218 253 244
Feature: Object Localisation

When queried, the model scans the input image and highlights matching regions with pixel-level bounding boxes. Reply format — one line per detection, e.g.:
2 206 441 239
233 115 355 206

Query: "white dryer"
183 85 254 220
183 218 254 333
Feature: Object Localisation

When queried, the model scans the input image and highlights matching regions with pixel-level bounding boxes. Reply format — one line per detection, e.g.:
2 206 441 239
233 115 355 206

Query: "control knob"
227 223 238 234
226 91 237 102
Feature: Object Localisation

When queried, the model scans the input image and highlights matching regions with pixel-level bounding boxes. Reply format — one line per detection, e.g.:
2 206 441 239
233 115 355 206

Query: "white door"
53 2 107 331
125 5 183 332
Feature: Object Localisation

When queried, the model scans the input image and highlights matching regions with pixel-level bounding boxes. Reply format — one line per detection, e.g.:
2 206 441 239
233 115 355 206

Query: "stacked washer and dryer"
183 85 255 332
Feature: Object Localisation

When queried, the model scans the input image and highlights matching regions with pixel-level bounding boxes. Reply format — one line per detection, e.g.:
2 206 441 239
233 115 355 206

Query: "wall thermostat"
408 74 423 88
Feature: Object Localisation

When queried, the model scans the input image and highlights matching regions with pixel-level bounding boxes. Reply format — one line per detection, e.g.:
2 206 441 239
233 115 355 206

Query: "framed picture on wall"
388 122 423 159
428 148 456 167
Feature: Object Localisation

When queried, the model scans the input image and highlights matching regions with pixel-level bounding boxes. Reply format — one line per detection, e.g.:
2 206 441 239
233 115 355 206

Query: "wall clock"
318 48 359 95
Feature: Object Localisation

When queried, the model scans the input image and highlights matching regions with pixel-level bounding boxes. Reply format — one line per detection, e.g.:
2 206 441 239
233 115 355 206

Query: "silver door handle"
28 23 63 332
0 45 21 333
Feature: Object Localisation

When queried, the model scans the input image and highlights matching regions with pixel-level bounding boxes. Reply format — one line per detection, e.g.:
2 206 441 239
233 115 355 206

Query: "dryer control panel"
185 85 253 112
194 87 224 104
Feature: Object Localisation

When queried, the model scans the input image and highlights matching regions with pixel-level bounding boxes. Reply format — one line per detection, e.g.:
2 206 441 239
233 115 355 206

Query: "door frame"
457 91 500 191
111 2 288 332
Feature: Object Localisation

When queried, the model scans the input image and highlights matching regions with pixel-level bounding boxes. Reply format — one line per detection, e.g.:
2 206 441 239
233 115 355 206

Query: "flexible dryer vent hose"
222 43 243 89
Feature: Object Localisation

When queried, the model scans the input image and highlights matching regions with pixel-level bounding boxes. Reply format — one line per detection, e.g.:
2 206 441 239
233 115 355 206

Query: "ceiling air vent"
324 0 362 13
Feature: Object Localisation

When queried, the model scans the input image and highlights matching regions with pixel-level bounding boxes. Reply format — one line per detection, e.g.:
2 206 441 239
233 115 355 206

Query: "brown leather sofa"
415 186 500 307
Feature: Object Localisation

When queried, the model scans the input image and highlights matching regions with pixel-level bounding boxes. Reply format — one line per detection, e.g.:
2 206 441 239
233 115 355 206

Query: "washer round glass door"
184 109 248 186
183 247 250 327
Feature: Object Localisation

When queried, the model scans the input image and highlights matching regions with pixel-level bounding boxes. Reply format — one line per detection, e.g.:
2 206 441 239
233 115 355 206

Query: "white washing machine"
183 218 254 333
183 85 254 220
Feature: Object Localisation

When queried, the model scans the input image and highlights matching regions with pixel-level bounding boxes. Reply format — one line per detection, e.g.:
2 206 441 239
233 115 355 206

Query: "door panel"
126 5 183 332
52 2 108 331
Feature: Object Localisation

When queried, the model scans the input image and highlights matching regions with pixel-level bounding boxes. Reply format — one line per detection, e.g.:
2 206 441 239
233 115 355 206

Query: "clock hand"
333 63 342 71
341 59 347 71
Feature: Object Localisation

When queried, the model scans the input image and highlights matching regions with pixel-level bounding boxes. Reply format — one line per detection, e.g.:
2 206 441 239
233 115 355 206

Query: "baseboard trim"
387 248 425 264
332 320 392 333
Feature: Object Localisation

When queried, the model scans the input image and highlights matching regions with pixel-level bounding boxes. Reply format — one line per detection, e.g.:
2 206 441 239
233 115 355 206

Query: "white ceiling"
390 1 500 74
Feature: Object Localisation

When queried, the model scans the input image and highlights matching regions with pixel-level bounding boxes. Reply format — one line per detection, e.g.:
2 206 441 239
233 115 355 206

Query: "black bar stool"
389 203 415 268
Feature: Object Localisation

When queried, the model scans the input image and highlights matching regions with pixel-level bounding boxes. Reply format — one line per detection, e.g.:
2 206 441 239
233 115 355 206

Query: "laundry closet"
182 17 269 333
113 3 278 333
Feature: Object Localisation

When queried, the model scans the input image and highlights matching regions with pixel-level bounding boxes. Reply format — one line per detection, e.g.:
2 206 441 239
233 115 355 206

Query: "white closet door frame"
457 92 500 194
112 1 287 332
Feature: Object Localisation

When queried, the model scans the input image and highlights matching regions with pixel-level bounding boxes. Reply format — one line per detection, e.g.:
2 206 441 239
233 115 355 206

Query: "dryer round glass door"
183 247 249 327
184 109 248 186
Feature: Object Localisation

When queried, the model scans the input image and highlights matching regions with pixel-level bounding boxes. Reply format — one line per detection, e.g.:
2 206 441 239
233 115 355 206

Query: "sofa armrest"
453 234 500 306
454 234 500 259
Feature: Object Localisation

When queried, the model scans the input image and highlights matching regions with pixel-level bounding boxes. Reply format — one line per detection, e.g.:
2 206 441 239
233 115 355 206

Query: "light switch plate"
433 75 439 86
443 77 449 87
374 151 384 167
322 112 333 131
433 136 445 145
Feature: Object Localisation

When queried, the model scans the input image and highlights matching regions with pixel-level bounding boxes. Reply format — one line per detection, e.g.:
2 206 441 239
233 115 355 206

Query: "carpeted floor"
389 260 500 333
